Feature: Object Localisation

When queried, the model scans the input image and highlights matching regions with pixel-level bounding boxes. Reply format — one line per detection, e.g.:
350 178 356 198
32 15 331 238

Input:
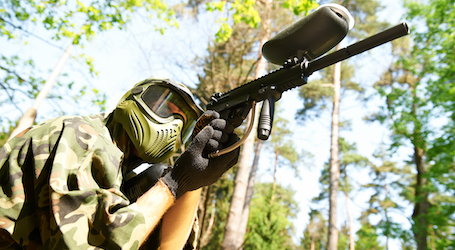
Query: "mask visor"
140 85 199 143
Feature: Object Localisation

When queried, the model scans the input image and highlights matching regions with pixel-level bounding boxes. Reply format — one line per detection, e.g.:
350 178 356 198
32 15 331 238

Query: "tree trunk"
221 1 271 248
197 186 211 249
270 150 278 206
413 146 429 250
327 44 342 250
8 43 74 140
199 198 216 248
221 56 264 250
410 87 429 250
237 140 264 248
220 108 257 250
345 174 355 250
384 184 390 250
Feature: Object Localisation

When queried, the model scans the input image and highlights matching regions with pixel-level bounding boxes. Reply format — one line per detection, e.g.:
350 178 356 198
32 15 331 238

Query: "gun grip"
257 97 275 140
191 112 216 139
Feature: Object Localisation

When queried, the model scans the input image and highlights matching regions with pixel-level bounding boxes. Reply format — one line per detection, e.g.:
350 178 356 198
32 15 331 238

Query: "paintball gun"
195 3 410 158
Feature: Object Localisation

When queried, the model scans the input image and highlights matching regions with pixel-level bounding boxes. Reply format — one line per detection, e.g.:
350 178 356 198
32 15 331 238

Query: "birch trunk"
327 44 341 250
220 1 271 248
8 43 74 140
411 87 429 250
220 106 258 250
345 174 355 250
270 151 278 206
237 140 263 248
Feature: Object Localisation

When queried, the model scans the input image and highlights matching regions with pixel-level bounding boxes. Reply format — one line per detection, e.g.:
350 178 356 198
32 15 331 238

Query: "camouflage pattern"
0 114 146 249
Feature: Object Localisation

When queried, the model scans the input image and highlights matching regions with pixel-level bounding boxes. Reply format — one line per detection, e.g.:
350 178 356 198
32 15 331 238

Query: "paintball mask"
113 78 204 163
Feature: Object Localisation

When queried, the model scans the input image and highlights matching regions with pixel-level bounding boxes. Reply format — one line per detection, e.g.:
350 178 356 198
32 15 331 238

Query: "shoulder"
39 114 113 150
4 114 121 167
8 114 109 144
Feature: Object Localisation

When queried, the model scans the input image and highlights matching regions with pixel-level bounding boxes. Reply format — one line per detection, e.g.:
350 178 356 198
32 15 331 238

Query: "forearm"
160 188 202 250
136 179 175 245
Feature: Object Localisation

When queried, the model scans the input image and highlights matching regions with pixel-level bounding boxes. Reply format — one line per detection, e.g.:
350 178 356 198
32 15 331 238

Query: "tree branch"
0 17 65 51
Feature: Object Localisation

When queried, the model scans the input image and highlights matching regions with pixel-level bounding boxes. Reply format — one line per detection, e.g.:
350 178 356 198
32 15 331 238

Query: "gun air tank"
262 4 354 65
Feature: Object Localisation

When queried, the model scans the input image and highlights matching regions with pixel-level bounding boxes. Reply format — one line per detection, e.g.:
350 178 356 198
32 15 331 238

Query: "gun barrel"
306 22 410 74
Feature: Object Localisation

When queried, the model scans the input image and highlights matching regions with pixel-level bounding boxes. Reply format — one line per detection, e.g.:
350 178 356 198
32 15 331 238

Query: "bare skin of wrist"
136 179 175 245
135 179 202 249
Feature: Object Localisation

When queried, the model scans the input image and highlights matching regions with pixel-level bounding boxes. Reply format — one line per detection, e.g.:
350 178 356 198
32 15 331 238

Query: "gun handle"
257 97 275 140
191 113 216 139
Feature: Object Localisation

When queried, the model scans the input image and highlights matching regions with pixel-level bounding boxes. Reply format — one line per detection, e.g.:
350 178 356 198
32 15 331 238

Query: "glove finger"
210 119 234 134
203 110 220 119
211 130 230 144
189 126 214 155
206 129 234 152
192 111 220 139
205 138 222 152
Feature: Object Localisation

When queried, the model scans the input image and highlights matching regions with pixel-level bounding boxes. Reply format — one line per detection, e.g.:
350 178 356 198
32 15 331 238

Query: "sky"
1 0 412 248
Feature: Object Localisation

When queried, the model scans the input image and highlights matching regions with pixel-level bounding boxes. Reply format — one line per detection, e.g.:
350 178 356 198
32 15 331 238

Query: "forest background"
1 0 454 249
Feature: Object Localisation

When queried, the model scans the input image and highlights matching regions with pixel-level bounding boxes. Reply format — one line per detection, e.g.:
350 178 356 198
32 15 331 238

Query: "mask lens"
141 85 199 142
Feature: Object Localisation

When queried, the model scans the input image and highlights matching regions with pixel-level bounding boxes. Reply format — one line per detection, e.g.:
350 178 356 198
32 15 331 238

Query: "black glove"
162 111 240 199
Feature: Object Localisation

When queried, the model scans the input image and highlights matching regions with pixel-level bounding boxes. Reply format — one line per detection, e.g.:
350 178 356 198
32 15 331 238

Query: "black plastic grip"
257 97 275 140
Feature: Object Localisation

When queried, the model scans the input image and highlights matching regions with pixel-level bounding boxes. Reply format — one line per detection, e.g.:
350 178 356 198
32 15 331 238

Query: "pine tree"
296 1 389 248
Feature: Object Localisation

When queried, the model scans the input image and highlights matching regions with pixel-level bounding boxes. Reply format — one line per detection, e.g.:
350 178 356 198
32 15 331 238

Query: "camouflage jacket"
0 114 146 249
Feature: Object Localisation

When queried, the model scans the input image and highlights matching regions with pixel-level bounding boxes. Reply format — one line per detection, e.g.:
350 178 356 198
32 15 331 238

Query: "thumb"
188 126 214 155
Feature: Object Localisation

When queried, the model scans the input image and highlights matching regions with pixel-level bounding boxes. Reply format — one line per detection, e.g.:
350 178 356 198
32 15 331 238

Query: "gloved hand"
162 111 240 199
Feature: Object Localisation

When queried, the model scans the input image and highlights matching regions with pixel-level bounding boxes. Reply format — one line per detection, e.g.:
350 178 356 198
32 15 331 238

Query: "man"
0 78 240 249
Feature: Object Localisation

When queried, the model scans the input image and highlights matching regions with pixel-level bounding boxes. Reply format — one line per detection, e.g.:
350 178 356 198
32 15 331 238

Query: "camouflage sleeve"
0 114 147 249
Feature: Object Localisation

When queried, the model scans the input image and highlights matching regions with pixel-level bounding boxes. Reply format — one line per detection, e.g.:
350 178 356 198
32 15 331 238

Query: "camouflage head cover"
112 78 204 163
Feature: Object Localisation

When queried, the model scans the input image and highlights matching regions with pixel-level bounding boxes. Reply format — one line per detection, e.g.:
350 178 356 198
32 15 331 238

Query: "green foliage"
296 0 388 121
355 222 385 250
206 0 260 43
199 170 236 249
0 0 178 132
282 0 318 16
360 147 415 247
311 137 371 248
0 129 11 148
195 0 318 103
370 0 455 248
194 0 305 104
206 0 317 42
194 3 316 248
341 0 389 40
339 138 369 168
372 20 433 250
243 183 299 250
415 1 455 243
199 178 299 250
1 0 177 44
338 137 369 195
337 224 350 250
300 209 327 250
404 4 455 247
0 54 45 131
194 21 259 106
